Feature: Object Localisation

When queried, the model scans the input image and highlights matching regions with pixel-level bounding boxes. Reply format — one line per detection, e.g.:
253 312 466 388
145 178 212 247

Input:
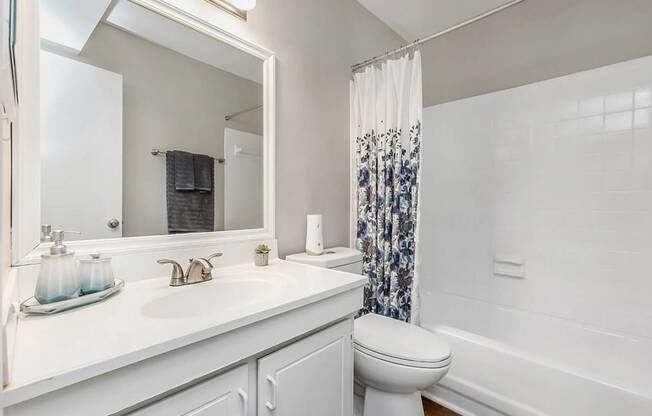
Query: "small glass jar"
79 253 115 295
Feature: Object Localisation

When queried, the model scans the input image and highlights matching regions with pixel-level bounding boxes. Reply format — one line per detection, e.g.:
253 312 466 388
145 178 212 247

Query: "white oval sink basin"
141 273 289 319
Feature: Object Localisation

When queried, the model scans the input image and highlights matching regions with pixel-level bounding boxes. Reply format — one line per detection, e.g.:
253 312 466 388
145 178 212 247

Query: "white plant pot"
255 253 269 266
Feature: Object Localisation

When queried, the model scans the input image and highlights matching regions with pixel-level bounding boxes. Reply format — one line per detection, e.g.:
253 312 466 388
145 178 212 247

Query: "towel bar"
151 149 225 164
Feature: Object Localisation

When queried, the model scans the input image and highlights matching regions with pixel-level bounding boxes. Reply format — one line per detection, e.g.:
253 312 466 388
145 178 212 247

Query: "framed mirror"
13 0 275 265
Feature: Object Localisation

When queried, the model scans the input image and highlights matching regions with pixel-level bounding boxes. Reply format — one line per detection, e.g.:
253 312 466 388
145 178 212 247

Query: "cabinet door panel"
258 320 353 416
129 365 248 416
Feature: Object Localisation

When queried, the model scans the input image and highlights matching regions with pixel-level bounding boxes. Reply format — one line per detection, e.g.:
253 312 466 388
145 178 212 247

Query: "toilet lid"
354 314 451 365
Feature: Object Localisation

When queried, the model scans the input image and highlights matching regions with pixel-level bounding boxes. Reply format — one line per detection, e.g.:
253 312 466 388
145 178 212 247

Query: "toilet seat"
354 343 451 369
354 314 451 369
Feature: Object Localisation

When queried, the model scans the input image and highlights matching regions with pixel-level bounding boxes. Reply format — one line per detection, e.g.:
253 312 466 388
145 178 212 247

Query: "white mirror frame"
12 0 276 266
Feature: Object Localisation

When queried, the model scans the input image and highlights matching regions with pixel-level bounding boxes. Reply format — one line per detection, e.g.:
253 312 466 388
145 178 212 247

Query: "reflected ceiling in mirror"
205 0 257 21
39 0 265 242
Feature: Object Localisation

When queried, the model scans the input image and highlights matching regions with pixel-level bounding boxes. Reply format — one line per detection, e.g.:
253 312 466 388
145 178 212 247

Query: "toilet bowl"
354 313 451 416
285 248 451 416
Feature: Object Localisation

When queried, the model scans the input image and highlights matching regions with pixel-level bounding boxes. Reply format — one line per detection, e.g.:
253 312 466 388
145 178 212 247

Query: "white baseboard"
423 388 489 416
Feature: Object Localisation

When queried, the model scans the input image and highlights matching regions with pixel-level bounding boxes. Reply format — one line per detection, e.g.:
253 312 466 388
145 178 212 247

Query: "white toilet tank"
285 247 363 274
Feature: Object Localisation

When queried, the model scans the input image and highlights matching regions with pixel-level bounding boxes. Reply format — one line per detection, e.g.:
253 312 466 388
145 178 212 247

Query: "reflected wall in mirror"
39 0 264 241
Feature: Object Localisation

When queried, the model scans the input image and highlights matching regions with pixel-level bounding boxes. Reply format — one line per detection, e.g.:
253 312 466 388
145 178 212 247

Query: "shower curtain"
350 51 423 323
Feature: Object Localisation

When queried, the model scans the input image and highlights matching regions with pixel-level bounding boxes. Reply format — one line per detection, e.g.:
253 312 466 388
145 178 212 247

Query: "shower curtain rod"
225 104 262 121
351 0 526 72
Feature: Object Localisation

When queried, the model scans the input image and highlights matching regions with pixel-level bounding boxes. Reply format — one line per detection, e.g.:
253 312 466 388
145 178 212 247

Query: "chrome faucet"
157 253 223 287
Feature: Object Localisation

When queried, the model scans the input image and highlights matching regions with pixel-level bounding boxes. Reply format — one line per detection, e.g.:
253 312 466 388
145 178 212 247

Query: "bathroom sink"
141 272 289 319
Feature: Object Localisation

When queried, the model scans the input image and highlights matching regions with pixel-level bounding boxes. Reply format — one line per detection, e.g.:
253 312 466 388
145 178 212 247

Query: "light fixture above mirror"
205 0 257 20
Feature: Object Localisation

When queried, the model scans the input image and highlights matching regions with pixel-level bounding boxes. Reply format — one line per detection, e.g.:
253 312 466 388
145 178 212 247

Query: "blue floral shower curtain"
350 51 423 323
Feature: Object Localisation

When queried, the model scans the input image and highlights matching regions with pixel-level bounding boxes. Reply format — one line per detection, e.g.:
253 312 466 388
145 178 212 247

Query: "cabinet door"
257 320 353 416
129 364 249 416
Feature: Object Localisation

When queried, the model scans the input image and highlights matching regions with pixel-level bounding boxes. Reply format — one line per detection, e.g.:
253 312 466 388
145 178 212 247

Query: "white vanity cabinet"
128 365 249 416
257 320 353 416
127 320 353 416
3 261 365 416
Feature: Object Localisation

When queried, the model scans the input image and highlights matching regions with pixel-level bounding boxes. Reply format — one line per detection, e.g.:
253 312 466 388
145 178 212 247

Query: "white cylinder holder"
305 214 324 256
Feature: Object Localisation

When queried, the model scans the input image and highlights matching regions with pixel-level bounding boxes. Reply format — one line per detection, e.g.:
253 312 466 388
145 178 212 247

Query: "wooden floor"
423 397 460 416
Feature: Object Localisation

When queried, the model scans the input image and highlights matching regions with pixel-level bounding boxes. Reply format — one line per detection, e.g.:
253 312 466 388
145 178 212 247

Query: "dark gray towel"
193 154 214 193
166 152 214 233
172 150 195 191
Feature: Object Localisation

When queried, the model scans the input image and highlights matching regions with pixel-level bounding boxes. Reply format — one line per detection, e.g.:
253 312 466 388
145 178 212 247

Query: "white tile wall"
420 55 652 398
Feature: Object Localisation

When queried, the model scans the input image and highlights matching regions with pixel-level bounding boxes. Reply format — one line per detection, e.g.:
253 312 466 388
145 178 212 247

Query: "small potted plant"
255 244 271 266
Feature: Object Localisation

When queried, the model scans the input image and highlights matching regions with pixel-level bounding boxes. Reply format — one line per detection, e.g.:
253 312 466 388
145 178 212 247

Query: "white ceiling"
40 0 112 54
40 0 262 84
357 0 513 41
106 0 263 84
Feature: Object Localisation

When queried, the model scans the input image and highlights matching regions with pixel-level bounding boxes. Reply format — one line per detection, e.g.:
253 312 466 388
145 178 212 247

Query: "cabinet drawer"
128 365 249 416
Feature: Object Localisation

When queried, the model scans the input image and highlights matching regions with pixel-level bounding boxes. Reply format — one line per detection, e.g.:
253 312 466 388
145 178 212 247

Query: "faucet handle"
157 259 185 286
206 253 223 266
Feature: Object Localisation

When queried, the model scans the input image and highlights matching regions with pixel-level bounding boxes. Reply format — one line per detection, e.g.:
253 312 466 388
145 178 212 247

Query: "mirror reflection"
39 0 264 241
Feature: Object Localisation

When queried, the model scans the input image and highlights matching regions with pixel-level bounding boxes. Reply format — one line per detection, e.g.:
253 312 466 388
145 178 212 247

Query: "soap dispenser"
34 230 81 304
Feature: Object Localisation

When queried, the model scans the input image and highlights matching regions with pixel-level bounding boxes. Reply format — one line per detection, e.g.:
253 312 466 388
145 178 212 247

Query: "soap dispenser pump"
34 230 81 304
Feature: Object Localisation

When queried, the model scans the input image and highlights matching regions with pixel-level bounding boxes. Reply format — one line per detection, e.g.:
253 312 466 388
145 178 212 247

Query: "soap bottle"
34 230 81 304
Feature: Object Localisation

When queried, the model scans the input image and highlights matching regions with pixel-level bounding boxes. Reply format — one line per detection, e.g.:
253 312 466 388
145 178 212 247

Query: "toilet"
354 313 451 416
286 247 452 416
285 246 364 273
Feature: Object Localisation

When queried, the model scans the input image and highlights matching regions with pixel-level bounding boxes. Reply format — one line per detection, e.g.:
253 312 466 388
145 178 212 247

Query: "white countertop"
5 260 366 405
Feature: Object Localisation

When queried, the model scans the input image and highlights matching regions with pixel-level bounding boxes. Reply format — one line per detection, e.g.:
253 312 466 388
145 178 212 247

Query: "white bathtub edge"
423 374 546 416
420 325 652 416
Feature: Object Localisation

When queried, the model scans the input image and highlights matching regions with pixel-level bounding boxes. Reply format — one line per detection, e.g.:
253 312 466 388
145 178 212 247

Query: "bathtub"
421 325 652 416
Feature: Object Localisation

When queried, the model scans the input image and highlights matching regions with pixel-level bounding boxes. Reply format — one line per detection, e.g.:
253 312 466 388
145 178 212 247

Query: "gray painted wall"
76 23 263 237
241 0 403 257
420 0 652 107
